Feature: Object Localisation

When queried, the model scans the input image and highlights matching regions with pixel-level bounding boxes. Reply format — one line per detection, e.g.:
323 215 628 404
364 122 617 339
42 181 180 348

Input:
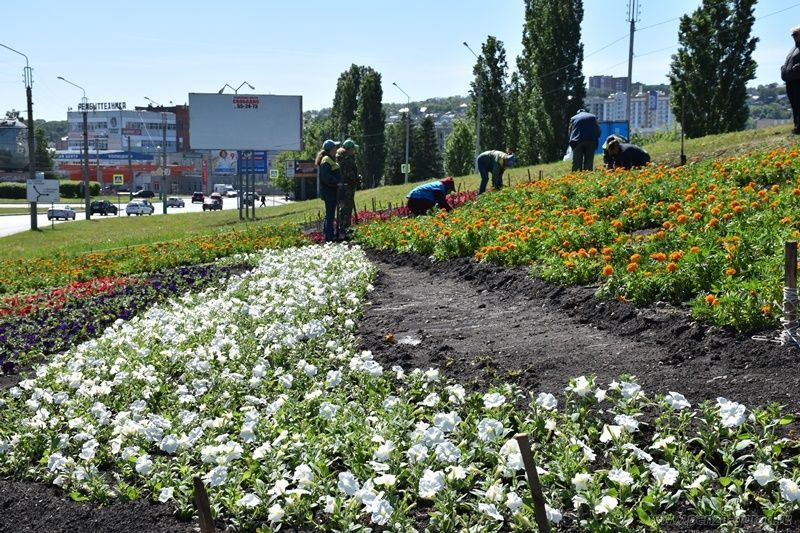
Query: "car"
226 190 239 198
166 197 185 208
131 189 155 198
191 192 204 203
126 200 155 216
90 200 118 216
209 192 224 204
242 192 257 206
202 197 222 211
47 204 76 221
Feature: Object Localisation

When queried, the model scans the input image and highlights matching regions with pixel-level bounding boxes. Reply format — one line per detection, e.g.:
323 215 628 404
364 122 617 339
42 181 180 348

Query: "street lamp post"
57 76 91 220
1 43 37 230
392 82 410 185
145 97 168 214
463 42 483 173
218 81 255 94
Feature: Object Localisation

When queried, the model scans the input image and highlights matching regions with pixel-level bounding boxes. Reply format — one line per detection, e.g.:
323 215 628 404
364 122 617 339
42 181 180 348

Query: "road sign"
155 167 171 176
113 174 124 185
26 178 60 204
269 169 279 178
401 163 411 173
286 160 295 177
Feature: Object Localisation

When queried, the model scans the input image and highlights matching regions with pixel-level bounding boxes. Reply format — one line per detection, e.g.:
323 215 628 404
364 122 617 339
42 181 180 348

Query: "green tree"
353 67 386 189
505 72 523 160
384 121 406 185
330 65 361 141
669 0 758 137
444 119 475 176
518 0 585 162
34 128 53 170
411 116 443 181
34 119 68 143
470 36 508 152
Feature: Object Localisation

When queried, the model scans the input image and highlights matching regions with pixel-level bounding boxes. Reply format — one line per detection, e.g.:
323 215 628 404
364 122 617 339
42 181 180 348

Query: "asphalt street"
0 195 291 238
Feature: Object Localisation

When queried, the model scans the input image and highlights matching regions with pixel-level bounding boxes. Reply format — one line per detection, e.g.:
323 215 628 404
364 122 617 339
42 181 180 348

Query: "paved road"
0 195 292 238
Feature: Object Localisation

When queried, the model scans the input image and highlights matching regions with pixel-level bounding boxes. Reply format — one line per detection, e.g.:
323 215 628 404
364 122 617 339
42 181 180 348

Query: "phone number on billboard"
233 96 260 110
234 103 259 109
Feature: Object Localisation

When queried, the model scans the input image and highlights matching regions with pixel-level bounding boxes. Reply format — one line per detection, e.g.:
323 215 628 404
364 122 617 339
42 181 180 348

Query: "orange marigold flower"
725 268 737 276
602 265 614 276
707 218 719 228
693 212 703 220
669 251 684 261
705 294 719 306
611 220 623 229
602 247 613 255
676 214 689 224
690 246 701 253
630 253 641 263
588 247 598 256
627 262 638 272
666 262 678 273
650 252 667 262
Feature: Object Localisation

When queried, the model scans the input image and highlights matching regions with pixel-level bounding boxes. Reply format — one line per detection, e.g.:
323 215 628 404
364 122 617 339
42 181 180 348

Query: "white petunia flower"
485 482 505 502
614 414 640 433
599 424 622 443
418 469 445 499
337 472 360 496
293 464 314 488
434 441 462 464
319 402 339 421
478 502 504 521
623 443 653 462
447 465 467 481
204 465 228 487
483 392 507 409
433 411 461 433
620 381 642 399
159 434 179 454
158 487 174 503
407 443 429 463
506 491 523 513
572 472 592 491
594 495 618 514
373 441 395 461
446 384 466 404
648 462 678 487
752 463 776 486
477 418 505 442
779 478 800 502
716 397 747 428
664 391 691 410
420 393 440 407
135 454 153 475
424 368 440 382
267 503 285 523
237 493 261 508
326 370 342 388
546 504 563 523
373 474 397 487
569 376 593 397
608 468 634 485
535 392 558 410
278 373 294 389
369 495 393 526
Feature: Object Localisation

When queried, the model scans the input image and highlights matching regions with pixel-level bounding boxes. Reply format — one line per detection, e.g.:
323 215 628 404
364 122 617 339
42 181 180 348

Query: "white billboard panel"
189 93 302 151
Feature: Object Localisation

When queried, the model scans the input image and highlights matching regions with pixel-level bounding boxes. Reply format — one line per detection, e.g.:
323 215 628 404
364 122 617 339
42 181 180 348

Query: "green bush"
59 180 100 198
0 182 26 199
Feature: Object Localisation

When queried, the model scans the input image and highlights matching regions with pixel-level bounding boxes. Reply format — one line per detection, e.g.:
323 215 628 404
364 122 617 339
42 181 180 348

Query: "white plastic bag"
563 146 573 161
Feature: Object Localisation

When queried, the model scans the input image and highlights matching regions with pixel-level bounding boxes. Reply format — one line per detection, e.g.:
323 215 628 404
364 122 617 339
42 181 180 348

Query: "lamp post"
144 97 168 214
57 75 91 220
392 82 410 185
218 81 255 94
2 43 37 229
463 41 482 173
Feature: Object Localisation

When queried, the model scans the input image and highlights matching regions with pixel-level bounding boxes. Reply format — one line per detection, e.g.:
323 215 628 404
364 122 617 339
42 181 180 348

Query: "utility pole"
1 44 37 230
392 82 411 184
127 136 133 200
626 0 640 131
58 76 91 220
463 42 482 172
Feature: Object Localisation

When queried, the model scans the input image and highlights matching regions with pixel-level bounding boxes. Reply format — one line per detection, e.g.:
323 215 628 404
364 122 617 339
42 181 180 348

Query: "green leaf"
69 490 89 502
637 505 657 529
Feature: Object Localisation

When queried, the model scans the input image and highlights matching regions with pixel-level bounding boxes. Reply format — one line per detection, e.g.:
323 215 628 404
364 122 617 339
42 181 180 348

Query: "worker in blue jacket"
406 177 455 215
476 150 516 194
316 139 341 241
568 109 601 171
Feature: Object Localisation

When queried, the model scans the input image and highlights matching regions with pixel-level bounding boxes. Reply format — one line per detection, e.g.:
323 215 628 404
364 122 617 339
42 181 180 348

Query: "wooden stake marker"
193 476 215 533
784 241 797 326
514 433 552 533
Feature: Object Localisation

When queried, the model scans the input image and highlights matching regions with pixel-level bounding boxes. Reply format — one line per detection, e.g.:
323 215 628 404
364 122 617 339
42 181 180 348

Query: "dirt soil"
3 248 800 532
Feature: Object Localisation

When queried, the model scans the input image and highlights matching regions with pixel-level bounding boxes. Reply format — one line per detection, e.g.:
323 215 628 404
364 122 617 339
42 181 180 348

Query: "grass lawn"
1 125 796 261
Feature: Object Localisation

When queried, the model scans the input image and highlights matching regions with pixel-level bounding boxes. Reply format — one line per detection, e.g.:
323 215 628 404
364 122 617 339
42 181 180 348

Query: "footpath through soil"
359 249 800 417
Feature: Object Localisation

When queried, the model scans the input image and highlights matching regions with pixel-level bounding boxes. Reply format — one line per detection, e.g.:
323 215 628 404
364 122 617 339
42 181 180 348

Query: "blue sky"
2 0 800 121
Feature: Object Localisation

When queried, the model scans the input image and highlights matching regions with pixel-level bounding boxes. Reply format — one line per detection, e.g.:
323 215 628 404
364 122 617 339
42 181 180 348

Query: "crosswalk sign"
113 174 124 185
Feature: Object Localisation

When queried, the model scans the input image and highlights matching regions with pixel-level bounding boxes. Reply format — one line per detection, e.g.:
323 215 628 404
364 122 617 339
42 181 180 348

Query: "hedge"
0 180 100 200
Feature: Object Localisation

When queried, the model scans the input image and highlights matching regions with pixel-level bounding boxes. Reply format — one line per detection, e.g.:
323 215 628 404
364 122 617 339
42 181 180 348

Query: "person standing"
781 26 800 134
336 138 360 237
568 109 601 171
476 150 516 194
406 177 456 215
316 139 341 242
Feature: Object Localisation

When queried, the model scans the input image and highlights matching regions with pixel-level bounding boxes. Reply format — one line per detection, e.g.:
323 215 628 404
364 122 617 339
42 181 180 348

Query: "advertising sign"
211 149 238 175
202 159 207 187
237 150 267 173
596 121 630 154
122 127 142 136
189 93 303 151
292 160 317 178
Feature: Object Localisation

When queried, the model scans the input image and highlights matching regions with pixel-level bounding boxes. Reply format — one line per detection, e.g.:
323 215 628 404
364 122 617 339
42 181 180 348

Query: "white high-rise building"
584 89 675 133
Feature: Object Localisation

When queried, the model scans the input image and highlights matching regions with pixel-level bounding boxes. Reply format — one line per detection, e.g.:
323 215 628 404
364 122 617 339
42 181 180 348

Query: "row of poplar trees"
291 0 757 185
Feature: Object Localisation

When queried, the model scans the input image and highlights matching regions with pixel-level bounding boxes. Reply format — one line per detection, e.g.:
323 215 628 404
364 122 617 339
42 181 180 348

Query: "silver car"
166 197 185 208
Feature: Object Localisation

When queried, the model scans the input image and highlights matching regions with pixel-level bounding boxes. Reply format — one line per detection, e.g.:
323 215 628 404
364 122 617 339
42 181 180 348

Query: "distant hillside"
305 95 472 122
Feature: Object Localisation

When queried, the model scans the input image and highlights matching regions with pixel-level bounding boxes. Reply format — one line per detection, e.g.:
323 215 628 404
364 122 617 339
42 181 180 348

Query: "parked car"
166 197 185 208
202 197 222 211
47 204 76 221
191 192 204 203
131 189 155 198
126 200 155 216
90 200 118 216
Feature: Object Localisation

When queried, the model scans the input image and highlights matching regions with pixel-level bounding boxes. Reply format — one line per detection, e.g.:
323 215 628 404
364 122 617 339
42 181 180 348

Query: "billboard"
189 93 303 151
209 149 238 175
237 151 268 174
596 121 630 154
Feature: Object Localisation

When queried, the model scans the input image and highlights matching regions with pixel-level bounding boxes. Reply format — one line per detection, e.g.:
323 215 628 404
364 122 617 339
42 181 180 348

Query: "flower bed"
354 147 800 331
0 259 254 376
1 245 797 531
0 223 307 295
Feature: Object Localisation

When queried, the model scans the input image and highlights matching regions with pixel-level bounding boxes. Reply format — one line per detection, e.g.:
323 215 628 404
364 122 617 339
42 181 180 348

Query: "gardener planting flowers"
406 177 456 215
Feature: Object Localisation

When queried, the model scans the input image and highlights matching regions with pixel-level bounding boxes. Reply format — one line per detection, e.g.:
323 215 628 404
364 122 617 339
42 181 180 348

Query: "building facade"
585 89 675 133
66 107 178 154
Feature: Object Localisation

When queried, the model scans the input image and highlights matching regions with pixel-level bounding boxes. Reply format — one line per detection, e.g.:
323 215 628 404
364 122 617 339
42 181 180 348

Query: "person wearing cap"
568 109 601 172
781 26 800 134
336 138 360 238
476 150 516 194
315 139 342 242
406 177 456 215
604 139 650 170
